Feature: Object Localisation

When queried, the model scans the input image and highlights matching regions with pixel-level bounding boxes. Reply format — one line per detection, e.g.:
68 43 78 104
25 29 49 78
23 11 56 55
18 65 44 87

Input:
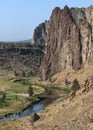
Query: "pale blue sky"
0 0 92 41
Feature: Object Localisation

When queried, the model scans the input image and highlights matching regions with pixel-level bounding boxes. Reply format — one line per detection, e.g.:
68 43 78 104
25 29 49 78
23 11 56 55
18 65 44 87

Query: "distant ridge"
16 39 32 43
0 39 32 43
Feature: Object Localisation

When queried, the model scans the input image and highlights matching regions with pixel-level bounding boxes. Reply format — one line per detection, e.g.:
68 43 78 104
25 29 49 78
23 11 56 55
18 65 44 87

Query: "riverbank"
0 91 62 122
0 86 92 130
0 74 45 116
0 99 46 122
0 73 71 128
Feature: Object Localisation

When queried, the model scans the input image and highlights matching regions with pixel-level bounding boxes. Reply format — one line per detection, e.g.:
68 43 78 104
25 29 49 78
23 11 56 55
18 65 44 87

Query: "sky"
0 0 93 41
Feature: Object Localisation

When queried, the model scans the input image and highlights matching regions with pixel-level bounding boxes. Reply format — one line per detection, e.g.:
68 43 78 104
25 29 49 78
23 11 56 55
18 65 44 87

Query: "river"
0 100 46 122
0 95 64 122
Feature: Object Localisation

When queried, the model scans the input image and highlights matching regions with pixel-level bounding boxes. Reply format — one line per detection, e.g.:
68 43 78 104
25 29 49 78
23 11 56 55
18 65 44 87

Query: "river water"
0 95 64 122
0 100 46 122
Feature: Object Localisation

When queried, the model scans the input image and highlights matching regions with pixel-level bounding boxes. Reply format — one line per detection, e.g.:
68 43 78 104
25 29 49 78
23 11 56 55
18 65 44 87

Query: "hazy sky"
0 0 92 41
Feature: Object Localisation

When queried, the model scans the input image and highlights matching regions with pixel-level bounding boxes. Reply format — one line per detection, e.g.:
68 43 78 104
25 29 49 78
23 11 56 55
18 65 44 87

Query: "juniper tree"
71 79 80 91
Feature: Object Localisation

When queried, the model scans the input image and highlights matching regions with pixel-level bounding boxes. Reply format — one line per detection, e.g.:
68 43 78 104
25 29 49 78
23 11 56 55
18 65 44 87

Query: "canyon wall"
40 6 93 80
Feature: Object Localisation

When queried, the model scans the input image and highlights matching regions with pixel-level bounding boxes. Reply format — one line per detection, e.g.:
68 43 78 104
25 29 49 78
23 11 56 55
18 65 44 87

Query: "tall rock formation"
40 6 93 80
31 21 49 46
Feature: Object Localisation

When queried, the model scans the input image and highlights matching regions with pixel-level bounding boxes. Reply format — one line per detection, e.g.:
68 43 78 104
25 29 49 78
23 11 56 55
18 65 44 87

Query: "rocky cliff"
0 43 44 75
40 6 93 80
31 21 49 46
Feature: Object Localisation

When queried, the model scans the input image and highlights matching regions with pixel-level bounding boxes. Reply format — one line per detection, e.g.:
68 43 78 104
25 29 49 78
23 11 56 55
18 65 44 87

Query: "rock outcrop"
31 21 49 46
0 44 44 75
40 6 93 80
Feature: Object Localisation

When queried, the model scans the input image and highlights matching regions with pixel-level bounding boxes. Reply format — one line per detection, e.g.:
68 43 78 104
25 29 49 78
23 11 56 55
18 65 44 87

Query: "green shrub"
1 92 6 102
14 71 18 76
63 87 71 94
21 71 25 77
28 84 33 97
71 79 80 91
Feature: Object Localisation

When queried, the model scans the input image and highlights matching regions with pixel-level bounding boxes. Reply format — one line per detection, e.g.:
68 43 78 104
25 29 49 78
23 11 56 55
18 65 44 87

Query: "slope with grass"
0 75 92 130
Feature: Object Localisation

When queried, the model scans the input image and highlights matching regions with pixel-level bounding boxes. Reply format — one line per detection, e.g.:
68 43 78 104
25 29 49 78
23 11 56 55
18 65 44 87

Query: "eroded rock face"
40 6 93 80
70 6 93 66
32 21 49 46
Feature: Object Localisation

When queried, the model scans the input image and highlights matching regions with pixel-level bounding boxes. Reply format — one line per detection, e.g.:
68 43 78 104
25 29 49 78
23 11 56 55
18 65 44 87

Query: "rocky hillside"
33 77 93 130
1 75 93 130
40 6 93 80
0 43 44 75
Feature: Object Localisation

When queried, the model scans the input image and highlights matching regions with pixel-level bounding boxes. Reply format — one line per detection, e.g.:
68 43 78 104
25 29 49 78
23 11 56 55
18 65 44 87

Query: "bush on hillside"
28 83 33 97
71 79 80 91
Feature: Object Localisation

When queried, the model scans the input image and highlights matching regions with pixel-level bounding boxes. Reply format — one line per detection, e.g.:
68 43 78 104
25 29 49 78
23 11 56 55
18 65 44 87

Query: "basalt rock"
0 44 44 75
40 6 93 80
31 113 40 122
31 21 49 46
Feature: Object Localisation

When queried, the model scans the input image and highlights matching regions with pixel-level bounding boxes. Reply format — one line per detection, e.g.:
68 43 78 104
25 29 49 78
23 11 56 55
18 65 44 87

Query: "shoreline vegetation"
0 73 72 122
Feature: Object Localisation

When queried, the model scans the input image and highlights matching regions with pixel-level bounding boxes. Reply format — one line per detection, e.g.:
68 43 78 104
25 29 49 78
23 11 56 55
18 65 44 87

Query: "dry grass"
1 88 93 130
52 63 93 85
0 65 93 129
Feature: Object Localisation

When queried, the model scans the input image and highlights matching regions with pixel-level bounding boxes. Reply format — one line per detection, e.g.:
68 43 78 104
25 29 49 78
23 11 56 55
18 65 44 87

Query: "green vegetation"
1 92 6 102
71 79 80 91
0 72 73 117
0 91 29 115
0 75 42 116
14 71 18 77
7 82 28 93
28 83 33 97
62 87 71 94
0 92 6 107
